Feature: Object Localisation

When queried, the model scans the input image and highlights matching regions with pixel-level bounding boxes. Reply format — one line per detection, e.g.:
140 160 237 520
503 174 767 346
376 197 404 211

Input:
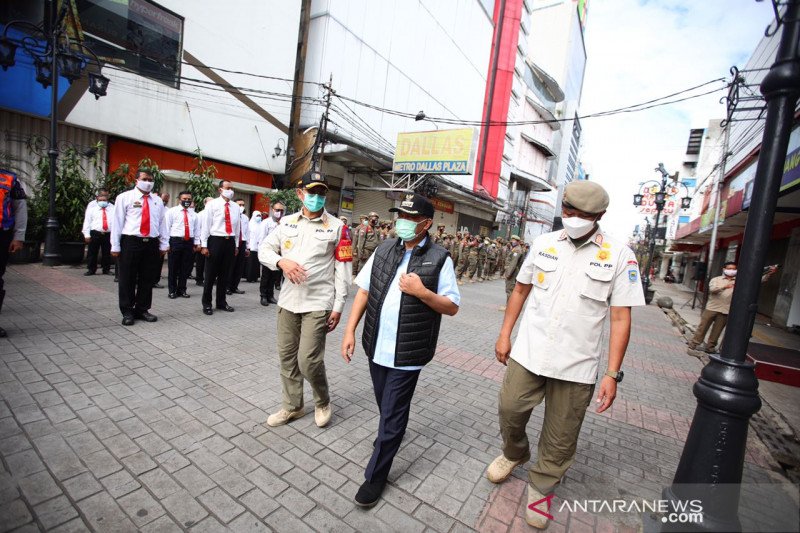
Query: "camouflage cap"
563 180 610 215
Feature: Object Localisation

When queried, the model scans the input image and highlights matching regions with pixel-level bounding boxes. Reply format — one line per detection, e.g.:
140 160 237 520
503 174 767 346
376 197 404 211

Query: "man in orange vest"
0 170 28 337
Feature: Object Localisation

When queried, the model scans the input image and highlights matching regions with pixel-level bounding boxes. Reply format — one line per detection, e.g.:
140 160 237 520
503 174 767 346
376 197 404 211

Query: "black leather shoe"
121 315 135 326
225 289 233 295
102 270 111 275
216 304 234 312
168 292 177 299
153 283 164 289
268 297 278 304
0 326 7 337
260 297 269 307
354 479 386 508
84 271 95 276
203 307 213 315
134 311 158 322
179 292 191 298
231 289 245 294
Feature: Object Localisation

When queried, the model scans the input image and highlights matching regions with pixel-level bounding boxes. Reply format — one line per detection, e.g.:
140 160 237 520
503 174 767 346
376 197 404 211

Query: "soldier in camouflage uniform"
449 234 460 267
486 241 498 280
432 223 446 245
496 238 506 279
476 239 489 281
500 235 524 310
351 215 368 276
355 212 381 269
466 237 481 282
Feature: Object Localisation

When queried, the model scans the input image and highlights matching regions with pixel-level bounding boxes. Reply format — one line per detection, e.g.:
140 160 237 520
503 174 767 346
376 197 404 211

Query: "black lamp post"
665 1 800 530
1 1 109 266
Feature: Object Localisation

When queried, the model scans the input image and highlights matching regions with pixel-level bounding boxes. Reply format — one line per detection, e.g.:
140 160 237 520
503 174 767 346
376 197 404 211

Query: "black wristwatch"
604 370 624 383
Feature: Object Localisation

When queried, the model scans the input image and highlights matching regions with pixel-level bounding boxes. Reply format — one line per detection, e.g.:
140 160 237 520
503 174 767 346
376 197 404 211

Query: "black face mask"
181 200 191 208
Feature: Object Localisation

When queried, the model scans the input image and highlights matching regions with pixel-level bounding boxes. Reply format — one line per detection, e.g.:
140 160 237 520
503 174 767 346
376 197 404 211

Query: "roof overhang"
527 59 565 102
509 166 552 192
161 170 273 195
525 96 561 130
520 132 556 158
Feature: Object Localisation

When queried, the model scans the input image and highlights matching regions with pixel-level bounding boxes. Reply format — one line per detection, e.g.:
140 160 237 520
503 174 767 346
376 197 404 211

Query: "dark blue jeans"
364 359 421 483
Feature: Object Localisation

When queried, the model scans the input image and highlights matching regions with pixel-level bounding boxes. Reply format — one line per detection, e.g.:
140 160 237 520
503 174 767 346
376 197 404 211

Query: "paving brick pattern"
0 264 790 532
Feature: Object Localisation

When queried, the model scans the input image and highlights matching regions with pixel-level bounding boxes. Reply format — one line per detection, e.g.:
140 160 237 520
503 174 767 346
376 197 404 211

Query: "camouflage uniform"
504 238 524 300
486 243 498 279
476 240 488 280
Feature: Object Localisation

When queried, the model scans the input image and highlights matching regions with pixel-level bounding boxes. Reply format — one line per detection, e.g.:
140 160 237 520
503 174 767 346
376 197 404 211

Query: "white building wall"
62 0 301 175
302 0 493 190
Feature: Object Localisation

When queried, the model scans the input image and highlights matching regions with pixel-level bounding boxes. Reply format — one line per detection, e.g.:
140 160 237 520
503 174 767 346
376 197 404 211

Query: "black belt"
208 235 233 240
169 236 193 241
122 235 156 242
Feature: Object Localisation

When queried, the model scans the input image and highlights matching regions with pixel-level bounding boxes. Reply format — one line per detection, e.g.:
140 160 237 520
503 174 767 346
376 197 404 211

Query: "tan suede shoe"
266 408 305 427
486 453 530 483
315 404 332 427
526 484 551 529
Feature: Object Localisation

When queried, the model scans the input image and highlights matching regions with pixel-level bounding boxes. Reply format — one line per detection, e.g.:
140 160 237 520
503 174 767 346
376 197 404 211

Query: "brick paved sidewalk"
0 264 790 532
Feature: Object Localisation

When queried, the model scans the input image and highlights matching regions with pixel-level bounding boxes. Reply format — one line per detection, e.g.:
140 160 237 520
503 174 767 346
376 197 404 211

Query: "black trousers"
194 251 206 283
0 229 13 305
202 236 235 307
86 231 111 273
260 265 279 299
168 237 195 294
118 235 160 316
246 251 260 282
228 241 247 291
364 359 421 483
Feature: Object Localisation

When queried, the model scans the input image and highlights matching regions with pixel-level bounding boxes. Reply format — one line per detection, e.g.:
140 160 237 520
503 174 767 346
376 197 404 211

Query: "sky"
580 0 775 241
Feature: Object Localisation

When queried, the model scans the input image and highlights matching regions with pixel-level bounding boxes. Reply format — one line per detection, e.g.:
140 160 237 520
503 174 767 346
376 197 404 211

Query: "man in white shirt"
227 198 250 295
245 210 262 282
200 180 240 315
82 189 114 276
259 172 350 428
487 181 645 528
110 169 169 326
193 197 213 286
258 201 284 307
165 190 200 299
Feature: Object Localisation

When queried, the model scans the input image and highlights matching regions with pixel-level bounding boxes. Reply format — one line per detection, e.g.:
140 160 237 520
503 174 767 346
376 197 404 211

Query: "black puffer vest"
362 235 450 367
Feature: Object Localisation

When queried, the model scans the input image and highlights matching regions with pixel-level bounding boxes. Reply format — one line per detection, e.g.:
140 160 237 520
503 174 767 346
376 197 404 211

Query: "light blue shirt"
355 238 461 371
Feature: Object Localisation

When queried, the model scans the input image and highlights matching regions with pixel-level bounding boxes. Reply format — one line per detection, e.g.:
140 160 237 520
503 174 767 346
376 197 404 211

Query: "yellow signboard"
393 128 478 174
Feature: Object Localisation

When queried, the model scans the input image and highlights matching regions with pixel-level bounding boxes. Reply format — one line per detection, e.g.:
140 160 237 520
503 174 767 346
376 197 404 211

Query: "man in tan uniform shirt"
688 261 776 353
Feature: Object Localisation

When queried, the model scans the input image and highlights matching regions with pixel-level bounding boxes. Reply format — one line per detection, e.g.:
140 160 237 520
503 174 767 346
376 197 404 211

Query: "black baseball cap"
390 193 435 218
296 171 328 190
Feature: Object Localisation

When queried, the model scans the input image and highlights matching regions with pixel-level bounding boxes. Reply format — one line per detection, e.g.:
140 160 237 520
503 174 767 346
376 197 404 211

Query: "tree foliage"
186 150 219 212
268 188 302 214
28 148 94 242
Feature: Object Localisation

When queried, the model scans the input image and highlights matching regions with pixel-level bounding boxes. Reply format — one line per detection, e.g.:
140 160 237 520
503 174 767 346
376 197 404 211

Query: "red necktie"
183 209 190 240
224 201 232 235
140 195 150 236
101 208 108 232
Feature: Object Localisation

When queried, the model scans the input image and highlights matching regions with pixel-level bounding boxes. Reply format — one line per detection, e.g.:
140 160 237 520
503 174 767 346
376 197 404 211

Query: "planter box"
9 241 41 264
60 242 86 264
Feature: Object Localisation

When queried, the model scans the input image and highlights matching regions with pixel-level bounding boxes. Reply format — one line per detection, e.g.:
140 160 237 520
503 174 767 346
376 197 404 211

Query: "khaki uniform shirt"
706 276 734 314
259 210 351 314
511 228 645 384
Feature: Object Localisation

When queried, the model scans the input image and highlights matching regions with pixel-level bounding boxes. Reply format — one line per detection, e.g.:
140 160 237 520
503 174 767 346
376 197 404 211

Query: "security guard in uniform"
500 236 524 310
352 214 368 276
432 223 446 244
487 181 645 528
259 171 351 428
0 170 27 337
476 239 488 281
486 240 498 279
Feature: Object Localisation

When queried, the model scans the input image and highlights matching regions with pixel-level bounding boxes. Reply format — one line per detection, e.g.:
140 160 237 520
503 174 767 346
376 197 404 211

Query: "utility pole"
665 2 800 530
313 74 333 172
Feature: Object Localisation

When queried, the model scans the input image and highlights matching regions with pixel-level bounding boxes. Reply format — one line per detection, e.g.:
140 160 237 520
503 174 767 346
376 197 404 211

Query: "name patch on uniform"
538 251 558 260
628 269 639 282
133 202 142 208
590 261 614 269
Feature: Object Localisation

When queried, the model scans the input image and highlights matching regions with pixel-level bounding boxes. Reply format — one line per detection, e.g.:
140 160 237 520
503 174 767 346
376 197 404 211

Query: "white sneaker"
266 408 304 427
315 404 332 427
525 484 550 529
486 453 529 483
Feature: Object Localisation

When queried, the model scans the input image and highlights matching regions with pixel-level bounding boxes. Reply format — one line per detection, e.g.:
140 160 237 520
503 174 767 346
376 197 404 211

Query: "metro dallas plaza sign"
392 128 479 174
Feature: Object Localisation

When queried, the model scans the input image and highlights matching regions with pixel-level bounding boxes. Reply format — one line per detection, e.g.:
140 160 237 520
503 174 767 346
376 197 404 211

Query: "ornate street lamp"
1 3 110 266
633 193 644 206
681 196 692 210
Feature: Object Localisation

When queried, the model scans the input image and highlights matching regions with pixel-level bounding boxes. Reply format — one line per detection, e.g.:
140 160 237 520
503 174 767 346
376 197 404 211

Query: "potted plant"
187 150 220 212
29 147 95 264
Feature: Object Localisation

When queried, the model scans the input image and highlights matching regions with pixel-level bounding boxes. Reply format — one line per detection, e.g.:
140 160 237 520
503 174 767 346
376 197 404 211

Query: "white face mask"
723 269 737 277
221 189 234 200
562 216 595 239
137 180 154 193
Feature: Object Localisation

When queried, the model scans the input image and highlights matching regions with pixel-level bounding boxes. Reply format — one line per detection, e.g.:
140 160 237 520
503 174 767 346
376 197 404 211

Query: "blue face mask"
395 218 424 241
303 193 325 212
97 200 109 208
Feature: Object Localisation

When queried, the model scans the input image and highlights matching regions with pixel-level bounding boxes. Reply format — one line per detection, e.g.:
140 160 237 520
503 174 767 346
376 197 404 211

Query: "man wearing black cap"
259 171 351 429
487 181 644 528
341 192 460 507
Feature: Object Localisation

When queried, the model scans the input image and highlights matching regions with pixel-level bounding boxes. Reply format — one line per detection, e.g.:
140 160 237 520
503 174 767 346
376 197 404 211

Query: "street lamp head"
654 191 666 205
681 196 692 210
633 193 644 206
0 38 17 70
57 51 83 82
34 56 52 88
87 71 109 99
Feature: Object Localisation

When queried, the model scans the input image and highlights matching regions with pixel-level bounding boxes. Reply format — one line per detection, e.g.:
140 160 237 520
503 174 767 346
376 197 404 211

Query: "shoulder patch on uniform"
628 269 638 282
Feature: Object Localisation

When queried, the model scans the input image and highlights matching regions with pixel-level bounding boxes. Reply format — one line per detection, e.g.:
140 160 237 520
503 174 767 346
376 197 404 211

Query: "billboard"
393 129 478 174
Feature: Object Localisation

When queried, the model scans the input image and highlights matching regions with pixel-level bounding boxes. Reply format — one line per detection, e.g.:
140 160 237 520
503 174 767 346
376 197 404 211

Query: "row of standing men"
81 170 291 325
